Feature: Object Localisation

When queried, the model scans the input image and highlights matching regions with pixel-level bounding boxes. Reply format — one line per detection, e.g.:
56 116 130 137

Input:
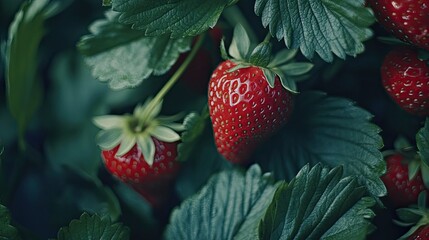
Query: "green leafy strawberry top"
93 99 183 166
220 24 314 92
396 192 429 239
389 119 429 189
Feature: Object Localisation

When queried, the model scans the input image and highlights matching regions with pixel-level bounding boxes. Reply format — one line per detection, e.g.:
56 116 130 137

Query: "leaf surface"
78 11 191 89
254 0 374 61
111 0 236 38
257 91 386 198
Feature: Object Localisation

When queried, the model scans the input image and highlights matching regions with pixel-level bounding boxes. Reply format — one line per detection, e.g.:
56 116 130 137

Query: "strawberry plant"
1 0 429 239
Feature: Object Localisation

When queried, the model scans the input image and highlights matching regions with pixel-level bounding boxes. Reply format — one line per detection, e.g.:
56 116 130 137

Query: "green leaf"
254 0 375 61
259 164 375 240
271 68 297 93
5 0 60 144
321 197 376 239
78 11 144 56
220 38 229 60
229 24 251 60
249 42 272 67
395 208 422 225
280 62 314 76
176 126 231 200
57 213 129 240
165 165 277 240
268 49 298 67
111 0 235 38
262 68 277 88
417 118 429 166
177 109 209 162
421 162 429 189
257 91 386 198
0 204 20 240
79 11 192 89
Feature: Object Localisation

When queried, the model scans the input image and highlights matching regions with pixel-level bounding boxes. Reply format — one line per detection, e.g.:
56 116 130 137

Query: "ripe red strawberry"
381 153 426 207
208 60 294 164
94 100 183 207
408 226 429 240
101 138 180 207
207 25 312 164
367 0 429 50
381 47 429 116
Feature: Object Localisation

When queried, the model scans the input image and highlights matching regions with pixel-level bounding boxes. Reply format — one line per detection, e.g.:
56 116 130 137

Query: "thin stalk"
263 32 272 43
142 33 206 124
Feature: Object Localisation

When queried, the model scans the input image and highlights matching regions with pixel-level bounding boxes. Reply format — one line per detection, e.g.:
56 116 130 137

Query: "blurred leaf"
254 0 374 61
78 11 192 89
47 52 108 128
165 165 277 240
259 164 375 240
417 118 429 166
52 166 122 222
45 120 102 177
57 213 129 240
0 204 20 240
177 107 209 162
175 135 231 200
44 52 129 177
112 183 157 238
111 0 236 38
257 91 386 198
4 0 61 144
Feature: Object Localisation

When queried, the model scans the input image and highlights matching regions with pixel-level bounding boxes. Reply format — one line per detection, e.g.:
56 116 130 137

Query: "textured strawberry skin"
368 0 429 51
408 225 429 240
208 60 294 164
101 138 180 206
381 154 426 208
381 47 429 116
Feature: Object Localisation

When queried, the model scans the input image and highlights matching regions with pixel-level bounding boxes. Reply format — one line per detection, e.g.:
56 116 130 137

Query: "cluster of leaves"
2 0 423 239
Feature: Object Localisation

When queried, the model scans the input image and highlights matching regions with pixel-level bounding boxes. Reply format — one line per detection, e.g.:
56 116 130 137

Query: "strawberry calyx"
93 99 183 166
395 192 429 239
386 136 429 189
219 24 313 93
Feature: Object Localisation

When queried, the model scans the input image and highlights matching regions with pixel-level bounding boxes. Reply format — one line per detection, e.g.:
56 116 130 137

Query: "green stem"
143 33 206 122
263 32 272 43
223 5 258 42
